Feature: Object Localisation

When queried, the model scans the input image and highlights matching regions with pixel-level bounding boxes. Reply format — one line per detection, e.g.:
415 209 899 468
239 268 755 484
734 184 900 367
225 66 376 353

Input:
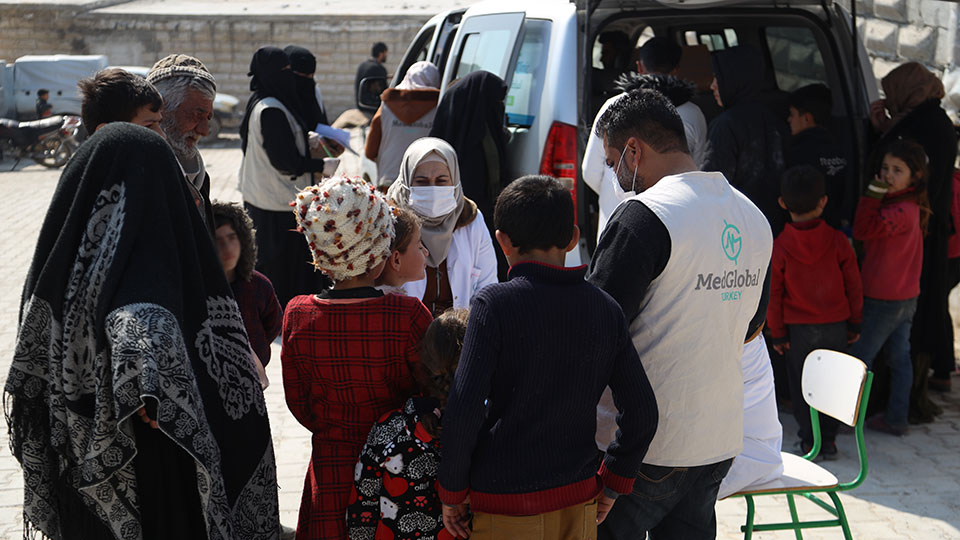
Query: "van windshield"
506 20 551 127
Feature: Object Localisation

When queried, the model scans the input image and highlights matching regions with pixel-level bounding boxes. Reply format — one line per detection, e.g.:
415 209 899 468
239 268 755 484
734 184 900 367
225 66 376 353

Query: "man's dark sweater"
438 262 658 515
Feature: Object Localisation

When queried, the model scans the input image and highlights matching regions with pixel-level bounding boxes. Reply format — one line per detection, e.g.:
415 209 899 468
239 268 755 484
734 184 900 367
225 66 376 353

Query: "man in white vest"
588 89 772 539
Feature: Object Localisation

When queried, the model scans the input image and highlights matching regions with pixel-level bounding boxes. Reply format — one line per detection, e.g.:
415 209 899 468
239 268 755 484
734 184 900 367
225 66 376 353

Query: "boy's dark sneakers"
866 414 908 437
793 440 837 461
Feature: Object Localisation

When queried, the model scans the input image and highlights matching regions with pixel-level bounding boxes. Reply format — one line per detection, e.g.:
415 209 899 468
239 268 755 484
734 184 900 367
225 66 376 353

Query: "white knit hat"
293 176 395 282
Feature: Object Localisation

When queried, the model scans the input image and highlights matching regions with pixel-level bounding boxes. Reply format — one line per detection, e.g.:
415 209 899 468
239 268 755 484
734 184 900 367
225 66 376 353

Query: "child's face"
215 224 241 275
787 106 813 136
381 226 428 287
880 154 914 193
395 226 428 282
129 105 164 138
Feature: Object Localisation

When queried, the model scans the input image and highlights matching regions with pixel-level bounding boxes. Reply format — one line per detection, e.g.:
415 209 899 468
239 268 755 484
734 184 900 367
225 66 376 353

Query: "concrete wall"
852 0 959 79
0 2 429 120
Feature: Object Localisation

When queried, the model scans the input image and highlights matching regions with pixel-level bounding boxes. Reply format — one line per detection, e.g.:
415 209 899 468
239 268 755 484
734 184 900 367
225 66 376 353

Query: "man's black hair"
37 89 49 97
637 37 683 74
780 165 826 214
372 42 388 58
78 68 163 130
595 88 689 154
788 84 833 127
494 175 574 254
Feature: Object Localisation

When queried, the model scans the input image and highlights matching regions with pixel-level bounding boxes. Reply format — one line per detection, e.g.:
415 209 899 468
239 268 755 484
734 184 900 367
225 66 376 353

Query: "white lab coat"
404 210 498 309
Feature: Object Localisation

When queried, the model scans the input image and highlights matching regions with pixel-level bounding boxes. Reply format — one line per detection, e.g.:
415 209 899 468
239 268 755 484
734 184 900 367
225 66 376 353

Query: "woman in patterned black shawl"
4 123 279 540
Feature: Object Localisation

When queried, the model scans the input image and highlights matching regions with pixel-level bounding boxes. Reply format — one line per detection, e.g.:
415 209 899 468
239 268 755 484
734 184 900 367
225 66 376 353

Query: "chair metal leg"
828 491 854 540
786 493 804 540
742 495 755 540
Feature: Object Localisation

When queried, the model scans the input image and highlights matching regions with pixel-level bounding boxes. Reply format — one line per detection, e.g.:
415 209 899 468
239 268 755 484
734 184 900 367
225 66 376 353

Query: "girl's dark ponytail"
416 308 470 438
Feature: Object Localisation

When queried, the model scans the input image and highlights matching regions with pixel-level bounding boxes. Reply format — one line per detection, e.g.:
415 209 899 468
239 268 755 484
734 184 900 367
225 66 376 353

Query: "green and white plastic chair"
726 349 874 540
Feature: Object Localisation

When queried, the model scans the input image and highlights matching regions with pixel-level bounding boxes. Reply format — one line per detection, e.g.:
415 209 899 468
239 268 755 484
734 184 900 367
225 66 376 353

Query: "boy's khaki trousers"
469 499 598 540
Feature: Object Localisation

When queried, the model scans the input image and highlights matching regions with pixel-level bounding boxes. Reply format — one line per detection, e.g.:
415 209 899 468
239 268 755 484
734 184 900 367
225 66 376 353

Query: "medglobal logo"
721 220 742 265
694 267 762 301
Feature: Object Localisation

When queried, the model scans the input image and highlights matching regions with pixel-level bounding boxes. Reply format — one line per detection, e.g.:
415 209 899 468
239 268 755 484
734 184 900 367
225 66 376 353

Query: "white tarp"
13 55 108 117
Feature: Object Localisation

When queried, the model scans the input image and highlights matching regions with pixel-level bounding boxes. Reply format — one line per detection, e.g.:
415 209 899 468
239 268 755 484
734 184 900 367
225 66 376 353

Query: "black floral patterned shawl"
4 123 279 540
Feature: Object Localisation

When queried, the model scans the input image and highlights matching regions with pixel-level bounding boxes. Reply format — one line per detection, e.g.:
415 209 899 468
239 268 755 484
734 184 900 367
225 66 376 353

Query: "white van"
391 0 879 263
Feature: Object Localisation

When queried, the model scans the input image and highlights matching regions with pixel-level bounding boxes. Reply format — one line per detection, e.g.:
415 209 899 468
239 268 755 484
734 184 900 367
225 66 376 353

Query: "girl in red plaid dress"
282 176 433 540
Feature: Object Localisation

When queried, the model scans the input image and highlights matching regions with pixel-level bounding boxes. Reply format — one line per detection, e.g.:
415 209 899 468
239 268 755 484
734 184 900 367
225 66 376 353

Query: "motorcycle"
0 115 83 170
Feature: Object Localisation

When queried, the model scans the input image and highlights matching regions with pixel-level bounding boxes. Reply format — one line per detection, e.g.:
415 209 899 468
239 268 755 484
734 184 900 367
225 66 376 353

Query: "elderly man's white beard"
161 114 200 164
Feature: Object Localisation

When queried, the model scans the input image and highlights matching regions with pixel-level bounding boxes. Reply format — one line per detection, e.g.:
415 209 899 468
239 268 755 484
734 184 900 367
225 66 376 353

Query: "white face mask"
409 186 459 218
612 146 640 201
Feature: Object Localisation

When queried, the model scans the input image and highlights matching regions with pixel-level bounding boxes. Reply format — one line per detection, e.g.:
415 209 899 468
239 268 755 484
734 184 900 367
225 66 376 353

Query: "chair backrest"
801 349 868 426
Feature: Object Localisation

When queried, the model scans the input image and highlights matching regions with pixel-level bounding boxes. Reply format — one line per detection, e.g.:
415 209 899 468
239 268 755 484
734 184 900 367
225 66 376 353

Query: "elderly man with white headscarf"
365 62 442 188
387 137 498 315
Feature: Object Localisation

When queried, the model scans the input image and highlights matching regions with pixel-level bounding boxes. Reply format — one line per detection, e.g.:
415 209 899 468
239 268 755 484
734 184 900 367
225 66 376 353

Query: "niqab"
387 137 464 267
284 45 329 127
240 46 307 153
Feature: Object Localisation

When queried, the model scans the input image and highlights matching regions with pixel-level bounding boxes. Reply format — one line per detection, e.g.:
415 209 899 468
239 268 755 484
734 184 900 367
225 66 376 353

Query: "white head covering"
387 137 463 267
294 175 395 282
396 61 441 90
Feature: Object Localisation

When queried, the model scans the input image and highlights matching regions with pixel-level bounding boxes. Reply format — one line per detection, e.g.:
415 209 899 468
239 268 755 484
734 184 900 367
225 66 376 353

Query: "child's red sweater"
768 219 863 339
853 195 923 300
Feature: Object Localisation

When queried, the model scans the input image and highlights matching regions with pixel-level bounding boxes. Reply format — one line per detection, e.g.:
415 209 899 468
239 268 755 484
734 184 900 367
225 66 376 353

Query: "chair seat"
729 452 839 496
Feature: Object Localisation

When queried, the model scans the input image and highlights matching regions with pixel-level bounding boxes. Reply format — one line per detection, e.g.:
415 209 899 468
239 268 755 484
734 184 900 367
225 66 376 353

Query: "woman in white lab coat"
387 137 498 314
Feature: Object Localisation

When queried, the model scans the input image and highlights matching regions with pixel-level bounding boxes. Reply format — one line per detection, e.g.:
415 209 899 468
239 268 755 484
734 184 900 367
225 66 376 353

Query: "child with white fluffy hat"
280 175 434 539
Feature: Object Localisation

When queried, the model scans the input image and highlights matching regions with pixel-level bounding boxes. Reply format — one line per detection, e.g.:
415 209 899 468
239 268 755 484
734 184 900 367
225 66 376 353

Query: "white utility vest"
238 97 312 212
630 171 772 467
376 104 436 187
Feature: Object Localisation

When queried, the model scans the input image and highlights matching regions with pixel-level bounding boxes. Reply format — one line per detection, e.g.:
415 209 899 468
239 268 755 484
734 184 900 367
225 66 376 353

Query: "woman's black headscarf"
428 70 508 227
5 122 279 539
240 46 308 153
284 45 329 128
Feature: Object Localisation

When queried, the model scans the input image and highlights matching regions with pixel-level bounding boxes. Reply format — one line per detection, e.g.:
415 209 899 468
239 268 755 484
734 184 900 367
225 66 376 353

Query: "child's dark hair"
780 165 826 214
787 84 833 127
494 175 574 254
417 308 470 438
78 68 163 131
37 89 49 98
871 139 931 235
391 206 421 253
212 201 258 281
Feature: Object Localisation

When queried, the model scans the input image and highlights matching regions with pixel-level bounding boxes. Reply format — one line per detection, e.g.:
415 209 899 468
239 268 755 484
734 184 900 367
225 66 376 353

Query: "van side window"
455 30 513 79
396 25 436 84
765 26 828 91
685 28 738 52
506 20 551 127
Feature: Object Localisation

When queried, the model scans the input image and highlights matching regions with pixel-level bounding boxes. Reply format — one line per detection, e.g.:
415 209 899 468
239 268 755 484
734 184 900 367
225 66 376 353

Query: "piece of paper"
314 123 357 155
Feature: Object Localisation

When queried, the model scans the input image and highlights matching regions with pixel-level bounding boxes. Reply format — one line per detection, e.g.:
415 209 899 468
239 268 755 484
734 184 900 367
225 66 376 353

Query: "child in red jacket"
849 141 929 436
768 165 863 458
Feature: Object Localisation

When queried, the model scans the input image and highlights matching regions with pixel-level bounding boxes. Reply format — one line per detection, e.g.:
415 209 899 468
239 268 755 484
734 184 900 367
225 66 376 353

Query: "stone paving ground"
0 138 957 539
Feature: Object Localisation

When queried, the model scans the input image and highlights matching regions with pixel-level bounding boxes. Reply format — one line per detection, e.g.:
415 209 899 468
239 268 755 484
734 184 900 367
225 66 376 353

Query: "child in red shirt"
282 177 433 540
769 165 863 458
850 141 929 436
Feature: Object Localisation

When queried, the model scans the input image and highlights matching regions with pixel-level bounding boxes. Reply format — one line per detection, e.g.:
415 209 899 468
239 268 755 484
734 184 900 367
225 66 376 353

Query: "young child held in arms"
377 206 429 295
849 140 930 436
282 176 433 540
768 165 863 458
347 308 470 540
438 175 658 540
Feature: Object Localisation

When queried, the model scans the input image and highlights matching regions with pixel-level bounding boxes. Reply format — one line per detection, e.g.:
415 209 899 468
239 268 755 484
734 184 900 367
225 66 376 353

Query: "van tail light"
539 121 578 224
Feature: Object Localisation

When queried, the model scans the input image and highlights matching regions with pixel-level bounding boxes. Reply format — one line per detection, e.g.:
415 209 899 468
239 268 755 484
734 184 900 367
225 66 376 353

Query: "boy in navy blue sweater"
438 175 658 540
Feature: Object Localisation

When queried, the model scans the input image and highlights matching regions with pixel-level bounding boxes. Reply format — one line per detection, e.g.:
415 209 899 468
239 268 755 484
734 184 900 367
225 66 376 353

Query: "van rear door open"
439 12 526 95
